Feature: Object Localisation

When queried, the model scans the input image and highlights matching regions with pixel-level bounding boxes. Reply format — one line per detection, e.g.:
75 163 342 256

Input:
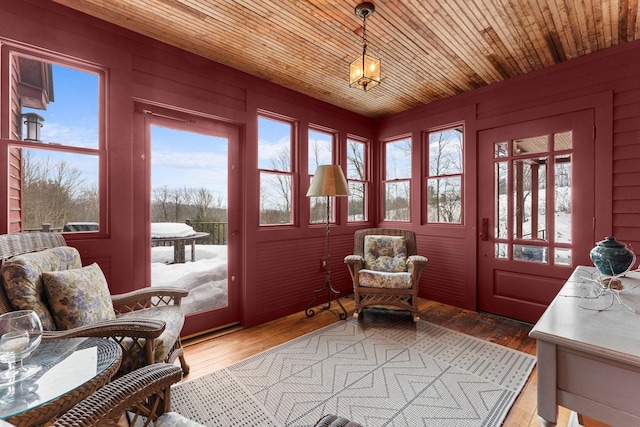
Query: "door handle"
480 218 489 241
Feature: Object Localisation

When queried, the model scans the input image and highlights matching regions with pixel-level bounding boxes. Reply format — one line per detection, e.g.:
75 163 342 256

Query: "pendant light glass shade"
349 53 381 91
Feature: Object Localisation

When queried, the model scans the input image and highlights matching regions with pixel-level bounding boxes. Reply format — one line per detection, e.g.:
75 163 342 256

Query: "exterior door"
478 110 595 323
142 108 241 337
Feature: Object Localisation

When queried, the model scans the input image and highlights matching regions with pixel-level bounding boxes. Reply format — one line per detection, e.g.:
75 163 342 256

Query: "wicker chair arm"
407 255 428 277
42 318 166 341
111 286 189 313
407 255 428 265
344 255 364 265
51 363 183 426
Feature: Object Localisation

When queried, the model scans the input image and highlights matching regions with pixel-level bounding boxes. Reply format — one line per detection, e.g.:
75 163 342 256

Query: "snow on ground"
151 244 228 315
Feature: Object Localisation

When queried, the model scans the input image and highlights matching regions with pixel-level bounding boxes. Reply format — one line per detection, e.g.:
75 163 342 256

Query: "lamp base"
305 273 347 320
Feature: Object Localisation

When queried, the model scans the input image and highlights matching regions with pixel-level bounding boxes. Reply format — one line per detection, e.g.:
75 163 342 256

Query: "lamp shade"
306 165 351 197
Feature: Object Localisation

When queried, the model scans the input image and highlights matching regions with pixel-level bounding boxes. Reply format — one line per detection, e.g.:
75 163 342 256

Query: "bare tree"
22 150 94 229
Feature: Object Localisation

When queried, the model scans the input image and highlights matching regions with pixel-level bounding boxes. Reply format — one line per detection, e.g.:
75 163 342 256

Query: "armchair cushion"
1 246 82 330
43 263 116 330
359 270 412 289
363 235 407 272
117 304 185 372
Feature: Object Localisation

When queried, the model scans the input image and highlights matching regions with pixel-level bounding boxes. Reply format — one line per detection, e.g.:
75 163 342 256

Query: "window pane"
310 194 329 224
495 243 508 259
513 157 547 240
554 131 572 151
554 248 571 265
386 138 411 180
308 129 332 173
555 155 571 243
21 148 99 231
14 57 99 149
347 140 365 180
427 177 461 223
514 244 548 263
348 182 365 221
384 181 410 221
428 127 462 176
495 161 508 239
259 172 292 225
258 116 291 171
514 135 547 156
494 142 508 158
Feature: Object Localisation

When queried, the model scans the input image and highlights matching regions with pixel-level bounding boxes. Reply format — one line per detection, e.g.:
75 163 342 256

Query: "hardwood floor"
180 297 604 427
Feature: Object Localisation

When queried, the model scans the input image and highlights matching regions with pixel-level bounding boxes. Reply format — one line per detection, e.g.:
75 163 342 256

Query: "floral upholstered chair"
344 228 427 322
0 232 189 376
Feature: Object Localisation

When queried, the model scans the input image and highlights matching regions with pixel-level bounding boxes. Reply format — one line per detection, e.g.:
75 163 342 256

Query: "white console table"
530 265 640 426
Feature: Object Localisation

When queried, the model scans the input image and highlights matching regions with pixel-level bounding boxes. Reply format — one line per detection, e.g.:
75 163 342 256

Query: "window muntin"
426 126 463 224
347 138 367 222
9 53 102 233
258 115 294 225
308 128 333 224
384 138 411 221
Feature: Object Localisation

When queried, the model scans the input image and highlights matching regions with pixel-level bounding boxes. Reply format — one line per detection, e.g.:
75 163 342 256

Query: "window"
8 52 102 233
258 115 294 225
308 128 334 223
347 138 367 221
384 137 411 221
426 126 463 223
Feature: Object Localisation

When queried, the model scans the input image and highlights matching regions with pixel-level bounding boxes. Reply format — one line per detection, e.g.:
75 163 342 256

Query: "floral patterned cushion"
116 304 185 373
156 412 205 427
359 270 412 289
42 263 116 330
363 235 407 272
1 246 82 330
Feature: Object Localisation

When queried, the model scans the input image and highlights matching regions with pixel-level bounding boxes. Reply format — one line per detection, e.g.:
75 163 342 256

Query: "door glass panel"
150 125 228 316
555 154 572 244
495 243 508 259
514 135 547 155
495 161 508 239
554 131 572 150
513 157 547 241
555 248 571 265
514 244 548 263
495 142 508 158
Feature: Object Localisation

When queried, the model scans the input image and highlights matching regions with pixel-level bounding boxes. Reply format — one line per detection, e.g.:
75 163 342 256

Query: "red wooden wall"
1 0 639 328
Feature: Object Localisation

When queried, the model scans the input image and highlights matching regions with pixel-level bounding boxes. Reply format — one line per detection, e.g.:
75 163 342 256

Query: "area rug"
171 313 536 426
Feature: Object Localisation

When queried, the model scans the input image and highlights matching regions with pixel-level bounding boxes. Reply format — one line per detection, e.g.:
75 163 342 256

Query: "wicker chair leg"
179 353 190 375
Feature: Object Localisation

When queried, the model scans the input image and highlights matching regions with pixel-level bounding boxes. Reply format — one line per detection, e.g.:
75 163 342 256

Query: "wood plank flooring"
180 297 606 427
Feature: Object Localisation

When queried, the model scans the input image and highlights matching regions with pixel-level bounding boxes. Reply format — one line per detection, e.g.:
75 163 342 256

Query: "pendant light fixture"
349 2 381 91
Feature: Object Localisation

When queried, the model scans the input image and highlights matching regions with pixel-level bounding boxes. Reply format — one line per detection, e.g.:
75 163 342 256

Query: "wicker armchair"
50 363 199 426
344 228 427 322
0 232 189 375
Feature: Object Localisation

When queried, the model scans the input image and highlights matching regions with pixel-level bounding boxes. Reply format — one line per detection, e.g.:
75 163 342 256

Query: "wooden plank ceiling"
53 0 640 118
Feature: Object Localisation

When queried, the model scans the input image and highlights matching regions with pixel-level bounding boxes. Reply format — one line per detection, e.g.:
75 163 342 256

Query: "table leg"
173 240 186 263
191 239 195 262
536 340 558 426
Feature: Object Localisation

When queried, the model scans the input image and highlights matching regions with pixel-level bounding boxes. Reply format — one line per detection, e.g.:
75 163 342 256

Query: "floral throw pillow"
2 246 82 331
42 263 116 330
363 235 407 272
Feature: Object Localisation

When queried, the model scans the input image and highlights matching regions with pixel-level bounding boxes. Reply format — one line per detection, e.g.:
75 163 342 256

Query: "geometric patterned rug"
171 311 536 426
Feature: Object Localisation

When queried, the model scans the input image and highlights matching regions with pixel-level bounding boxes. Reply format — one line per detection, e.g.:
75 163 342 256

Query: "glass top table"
0 337 121 425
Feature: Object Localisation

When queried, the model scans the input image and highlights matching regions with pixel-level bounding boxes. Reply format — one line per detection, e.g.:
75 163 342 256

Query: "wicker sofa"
0 232 189 375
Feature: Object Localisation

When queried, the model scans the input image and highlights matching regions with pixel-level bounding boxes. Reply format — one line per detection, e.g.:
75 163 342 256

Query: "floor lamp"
305 165 351 320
